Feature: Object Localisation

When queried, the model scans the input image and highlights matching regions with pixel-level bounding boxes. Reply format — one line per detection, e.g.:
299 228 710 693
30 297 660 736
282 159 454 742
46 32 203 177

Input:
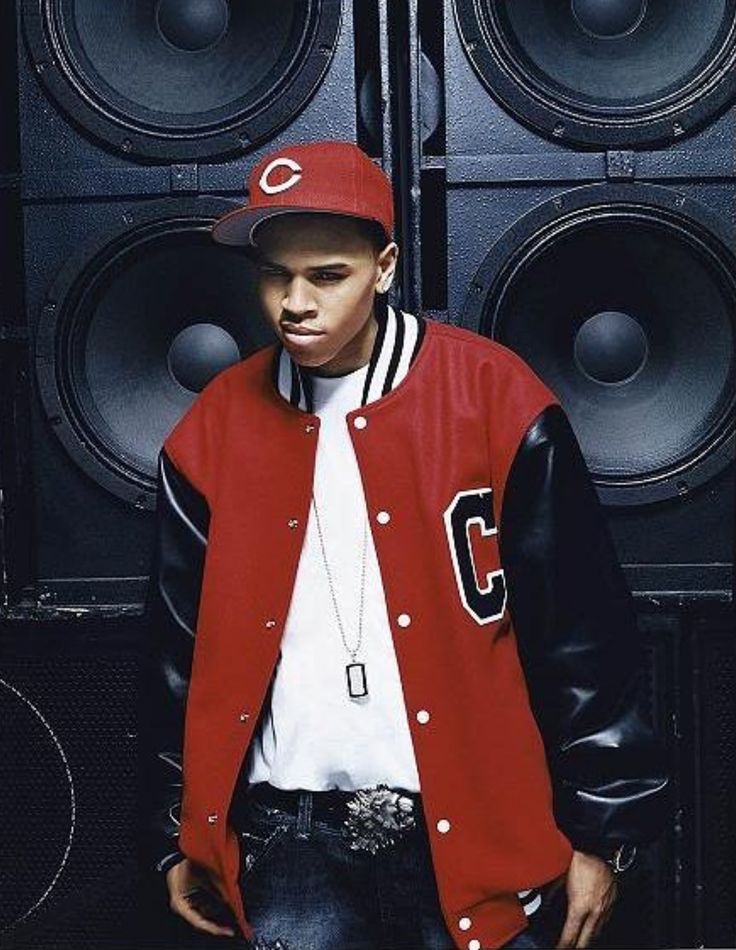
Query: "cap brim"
211 206 389 247
210 206 297 246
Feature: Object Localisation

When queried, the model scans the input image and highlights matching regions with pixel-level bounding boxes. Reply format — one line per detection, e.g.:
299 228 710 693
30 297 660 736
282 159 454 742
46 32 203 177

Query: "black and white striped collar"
271 303 426 413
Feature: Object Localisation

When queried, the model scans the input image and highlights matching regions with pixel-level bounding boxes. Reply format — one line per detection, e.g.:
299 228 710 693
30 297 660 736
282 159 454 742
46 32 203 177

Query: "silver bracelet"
606 843 638 874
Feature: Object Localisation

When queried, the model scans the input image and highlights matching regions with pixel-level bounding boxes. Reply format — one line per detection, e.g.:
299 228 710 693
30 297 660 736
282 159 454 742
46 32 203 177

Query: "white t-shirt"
245 361 420 791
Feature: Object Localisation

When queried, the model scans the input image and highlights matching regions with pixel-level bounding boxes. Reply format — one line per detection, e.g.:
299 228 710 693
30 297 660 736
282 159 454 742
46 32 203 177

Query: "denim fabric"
232 787 561 950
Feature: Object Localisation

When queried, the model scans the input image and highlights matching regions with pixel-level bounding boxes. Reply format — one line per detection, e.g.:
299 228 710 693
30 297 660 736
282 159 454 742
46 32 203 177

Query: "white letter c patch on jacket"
443 488 507 626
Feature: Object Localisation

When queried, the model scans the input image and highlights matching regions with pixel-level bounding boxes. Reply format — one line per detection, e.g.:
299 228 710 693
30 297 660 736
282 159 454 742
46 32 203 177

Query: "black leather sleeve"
499 403 672 859
139 447 210 875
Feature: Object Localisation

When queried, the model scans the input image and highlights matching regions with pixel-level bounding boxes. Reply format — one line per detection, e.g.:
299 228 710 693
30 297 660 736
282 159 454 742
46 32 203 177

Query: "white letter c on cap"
259 157 303 195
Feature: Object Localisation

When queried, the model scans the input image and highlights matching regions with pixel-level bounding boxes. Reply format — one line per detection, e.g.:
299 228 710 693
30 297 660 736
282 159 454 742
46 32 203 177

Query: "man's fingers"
576 910 602 949
555 908 587 949
170 891 235 937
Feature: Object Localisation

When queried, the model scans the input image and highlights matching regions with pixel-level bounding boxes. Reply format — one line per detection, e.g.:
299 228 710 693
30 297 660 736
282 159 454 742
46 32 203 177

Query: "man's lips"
281 324 325 337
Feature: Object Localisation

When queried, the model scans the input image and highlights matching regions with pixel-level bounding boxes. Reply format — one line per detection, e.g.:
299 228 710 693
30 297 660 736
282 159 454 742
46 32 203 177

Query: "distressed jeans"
232 784 562 950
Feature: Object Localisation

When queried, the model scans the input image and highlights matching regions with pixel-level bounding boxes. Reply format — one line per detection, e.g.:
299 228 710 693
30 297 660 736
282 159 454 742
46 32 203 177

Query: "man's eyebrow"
257 258 352 271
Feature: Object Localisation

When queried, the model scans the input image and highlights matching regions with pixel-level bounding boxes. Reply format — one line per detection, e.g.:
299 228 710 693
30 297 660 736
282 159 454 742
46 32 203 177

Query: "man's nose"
283 276 316 316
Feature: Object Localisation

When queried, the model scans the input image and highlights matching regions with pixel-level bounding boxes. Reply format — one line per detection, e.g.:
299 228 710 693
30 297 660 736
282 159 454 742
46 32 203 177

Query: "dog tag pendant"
346 662 368 699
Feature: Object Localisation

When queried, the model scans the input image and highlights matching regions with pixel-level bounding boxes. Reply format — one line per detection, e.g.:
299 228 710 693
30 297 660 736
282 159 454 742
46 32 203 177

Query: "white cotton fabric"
245 361 421 791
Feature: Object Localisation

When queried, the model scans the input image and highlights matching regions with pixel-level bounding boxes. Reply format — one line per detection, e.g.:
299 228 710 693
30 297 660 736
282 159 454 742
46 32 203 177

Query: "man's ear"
377 242 399 293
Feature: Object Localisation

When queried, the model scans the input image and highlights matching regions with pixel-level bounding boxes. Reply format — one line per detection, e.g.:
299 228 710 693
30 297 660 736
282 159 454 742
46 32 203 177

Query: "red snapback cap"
211 140 394 247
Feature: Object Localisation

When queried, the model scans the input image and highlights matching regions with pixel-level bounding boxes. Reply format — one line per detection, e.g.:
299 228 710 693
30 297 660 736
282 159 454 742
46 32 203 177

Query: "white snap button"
353 415 367 429
416 709 430 724
436 818 451 833
304 423 316 433
239 711 250 722
468 941 481 950
376 510 391 524
264 618 277 628
459 917 472 931
207 812 218 824
397 613 412 627
287 518 299 528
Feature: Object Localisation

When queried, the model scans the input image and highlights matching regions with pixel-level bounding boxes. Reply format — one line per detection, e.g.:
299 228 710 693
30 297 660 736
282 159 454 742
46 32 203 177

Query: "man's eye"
314 272 343 282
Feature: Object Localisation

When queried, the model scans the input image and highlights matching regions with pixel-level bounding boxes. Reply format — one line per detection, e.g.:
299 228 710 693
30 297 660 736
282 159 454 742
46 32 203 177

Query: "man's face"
252 213 397 376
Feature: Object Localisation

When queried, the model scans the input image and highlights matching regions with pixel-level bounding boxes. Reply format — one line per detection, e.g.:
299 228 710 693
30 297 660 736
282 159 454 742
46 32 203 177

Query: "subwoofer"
462 183 735 510
454 181 735 597
409 2 736 600
0 620 147 950
33 198 267 508
15 195 271 604
19 0 345 164
448 0 736 149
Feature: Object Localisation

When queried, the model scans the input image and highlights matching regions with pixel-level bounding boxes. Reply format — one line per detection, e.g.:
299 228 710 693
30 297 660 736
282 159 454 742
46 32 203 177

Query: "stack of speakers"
404 2 736 946
1 1 734 948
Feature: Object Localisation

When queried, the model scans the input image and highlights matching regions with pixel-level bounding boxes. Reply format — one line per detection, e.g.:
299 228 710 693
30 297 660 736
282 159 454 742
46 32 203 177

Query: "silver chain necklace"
311 492 370 700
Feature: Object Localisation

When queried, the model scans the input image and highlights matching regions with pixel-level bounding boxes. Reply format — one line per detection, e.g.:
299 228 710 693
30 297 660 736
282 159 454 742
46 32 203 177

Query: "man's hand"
555 850 617 949
166 857 237 938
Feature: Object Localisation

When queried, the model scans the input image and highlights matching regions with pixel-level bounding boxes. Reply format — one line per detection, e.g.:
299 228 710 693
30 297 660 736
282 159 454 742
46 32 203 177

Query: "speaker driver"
22 0 341 161
453 0 736 147
34 198 273 509
462 183 736 506
0 676 74 939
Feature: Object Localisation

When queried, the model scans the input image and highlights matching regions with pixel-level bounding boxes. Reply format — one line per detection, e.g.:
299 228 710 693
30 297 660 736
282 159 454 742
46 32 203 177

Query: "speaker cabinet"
0 621 146 950
3 0 391 608
18 0 350 170
410 1 736 599
449 0 736 151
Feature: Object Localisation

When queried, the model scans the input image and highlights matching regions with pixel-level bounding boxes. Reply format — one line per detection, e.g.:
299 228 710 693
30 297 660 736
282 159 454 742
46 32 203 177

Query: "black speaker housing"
18 0 351 171
446 0 736 152
409 3 736 601
5 0 378 608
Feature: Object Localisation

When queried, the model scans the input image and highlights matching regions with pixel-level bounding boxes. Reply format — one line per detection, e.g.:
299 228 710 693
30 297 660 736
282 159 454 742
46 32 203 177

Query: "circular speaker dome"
35 198 274 509
22 0 341 160
453 0 736 147
462 183 736 505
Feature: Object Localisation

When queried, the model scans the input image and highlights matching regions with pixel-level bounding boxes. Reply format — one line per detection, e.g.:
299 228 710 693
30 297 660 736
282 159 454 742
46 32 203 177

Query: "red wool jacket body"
143 306 670 949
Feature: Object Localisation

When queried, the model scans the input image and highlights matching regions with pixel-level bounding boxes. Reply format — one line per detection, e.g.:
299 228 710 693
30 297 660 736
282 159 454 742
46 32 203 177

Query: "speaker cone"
34 198 273 508
453 0 736 147
462 183 736 505
22 0 341 160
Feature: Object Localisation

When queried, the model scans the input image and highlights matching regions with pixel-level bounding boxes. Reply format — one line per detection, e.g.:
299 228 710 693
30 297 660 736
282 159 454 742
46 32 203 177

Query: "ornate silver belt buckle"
341 783 416 853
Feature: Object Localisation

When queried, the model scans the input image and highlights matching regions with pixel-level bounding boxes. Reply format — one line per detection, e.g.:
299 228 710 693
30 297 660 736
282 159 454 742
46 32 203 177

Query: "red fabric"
164 320 573 949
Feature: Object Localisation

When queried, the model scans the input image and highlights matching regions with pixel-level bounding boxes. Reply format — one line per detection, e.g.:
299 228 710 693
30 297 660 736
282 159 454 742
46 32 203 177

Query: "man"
141 140 670 950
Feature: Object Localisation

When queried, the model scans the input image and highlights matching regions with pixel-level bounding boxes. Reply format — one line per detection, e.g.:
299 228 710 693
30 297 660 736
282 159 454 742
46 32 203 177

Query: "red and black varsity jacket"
140 304 671 949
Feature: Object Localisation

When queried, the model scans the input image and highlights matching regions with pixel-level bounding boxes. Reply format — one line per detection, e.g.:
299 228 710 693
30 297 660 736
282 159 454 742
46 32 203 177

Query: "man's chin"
284 347 332 371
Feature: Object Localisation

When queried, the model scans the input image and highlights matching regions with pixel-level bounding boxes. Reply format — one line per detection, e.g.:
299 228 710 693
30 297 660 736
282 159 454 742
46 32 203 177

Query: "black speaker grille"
0 636 142 949
696 616 736 947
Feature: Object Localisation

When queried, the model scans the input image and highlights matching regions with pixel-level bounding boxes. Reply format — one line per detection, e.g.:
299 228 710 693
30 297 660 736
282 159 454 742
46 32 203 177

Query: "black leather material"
499 403 672 860
140 447 209 875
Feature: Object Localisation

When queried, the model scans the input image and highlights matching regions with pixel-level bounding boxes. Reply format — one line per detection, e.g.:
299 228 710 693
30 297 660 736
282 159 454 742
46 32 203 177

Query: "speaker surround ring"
34 196 270 509
462 182 736 506
0 677 75 937
22 0 342 161
452 0 736 148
